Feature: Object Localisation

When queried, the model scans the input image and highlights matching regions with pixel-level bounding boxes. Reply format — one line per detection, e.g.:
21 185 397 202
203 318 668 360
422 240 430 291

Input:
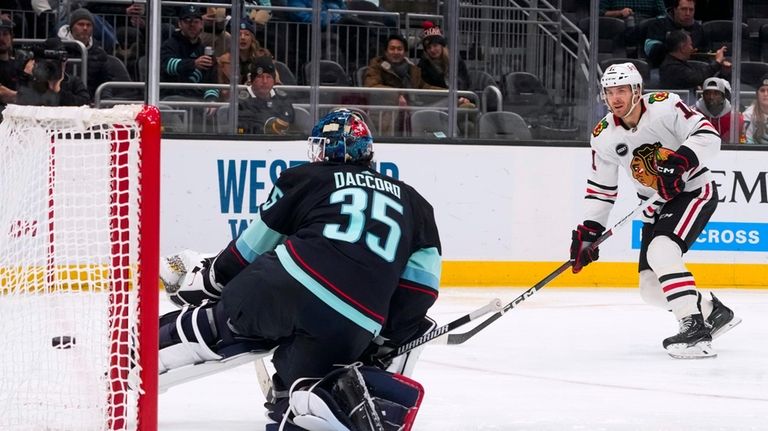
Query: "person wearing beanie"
694 77 745 143
743 74 768 144
416 21 472 107
57 7 133 102
217 17 268 89
236 55 295 135
364 34 441 135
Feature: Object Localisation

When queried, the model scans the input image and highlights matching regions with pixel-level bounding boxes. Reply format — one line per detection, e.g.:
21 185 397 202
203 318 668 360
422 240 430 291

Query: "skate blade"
711 316 742 340
666 341 717 359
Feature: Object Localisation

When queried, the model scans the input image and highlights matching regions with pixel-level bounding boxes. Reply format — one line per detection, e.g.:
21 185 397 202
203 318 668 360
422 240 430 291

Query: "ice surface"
158 288 768 430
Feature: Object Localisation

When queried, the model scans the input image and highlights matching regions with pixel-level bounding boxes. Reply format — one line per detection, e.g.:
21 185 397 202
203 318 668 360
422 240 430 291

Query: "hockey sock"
646 235 699 319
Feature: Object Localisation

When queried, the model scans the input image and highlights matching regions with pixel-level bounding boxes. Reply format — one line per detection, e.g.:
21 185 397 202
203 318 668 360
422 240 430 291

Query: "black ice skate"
662 313 716 359
707 293 742 339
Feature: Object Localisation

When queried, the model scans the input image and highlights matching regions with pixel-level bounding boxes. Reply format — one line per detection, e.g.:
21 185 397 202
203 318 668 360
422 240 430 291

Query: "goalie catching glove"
159 250 224 307
570 220 605 274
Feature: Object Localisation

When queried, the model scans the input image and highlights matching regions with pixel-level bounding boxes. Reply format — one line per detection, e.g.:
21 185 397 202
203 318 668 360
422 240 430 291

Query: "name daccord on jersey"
585 91 720 226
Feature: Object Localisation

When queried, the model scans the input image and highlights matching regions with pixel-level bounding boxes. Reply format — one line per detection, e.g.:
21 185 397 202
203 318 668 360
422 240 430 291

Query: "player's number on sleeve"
323 188 403 262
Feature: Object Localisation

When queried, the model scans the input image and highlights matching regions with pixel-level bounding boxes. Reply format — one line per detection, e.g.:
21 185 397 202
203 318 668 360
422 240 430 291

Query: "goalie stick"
375 297 503 363
445 193 661 345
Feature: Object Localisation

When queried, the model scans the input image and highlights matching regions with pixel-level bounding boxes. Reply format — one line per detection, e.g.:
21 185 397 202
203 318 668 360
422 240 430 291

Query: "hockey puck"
51 336 76 349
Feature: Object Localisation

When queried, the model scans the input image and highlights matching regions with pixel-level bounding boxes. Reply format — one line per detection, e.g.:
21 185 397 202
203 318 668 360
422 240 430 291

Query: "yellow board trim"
441 261 768 289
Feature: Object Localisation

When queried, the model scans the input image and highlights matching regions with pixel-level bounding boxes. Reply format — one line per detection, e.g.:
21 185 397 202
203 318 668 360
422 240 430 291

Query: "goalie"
158 109 442 430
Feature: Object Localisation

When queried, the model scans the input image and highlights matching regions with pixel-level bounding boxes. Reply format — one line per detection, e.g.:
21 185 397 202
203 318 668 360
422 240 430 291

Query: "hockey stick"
375 297 504 363
445 193 661 345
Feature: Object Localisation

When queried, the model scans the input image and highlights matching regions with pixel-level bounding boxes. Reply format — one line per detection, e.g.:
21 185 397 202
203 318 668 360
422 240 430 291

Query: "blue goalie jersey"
224 161 442 342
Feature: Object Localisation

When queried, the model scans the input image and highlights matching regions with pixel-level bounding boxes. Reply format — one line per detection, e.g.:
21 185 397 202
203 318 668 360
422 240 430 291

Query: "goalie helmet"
308 109 374 164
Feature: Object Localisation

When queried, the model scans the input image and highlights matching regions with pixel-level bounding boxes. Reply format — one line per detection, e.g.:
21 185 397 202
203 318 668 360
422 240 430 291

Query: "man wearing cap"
743 74 768 144
58 7 133 101
160 5 220 104
237 56 295 135
694 77 744 143
0 18 19 110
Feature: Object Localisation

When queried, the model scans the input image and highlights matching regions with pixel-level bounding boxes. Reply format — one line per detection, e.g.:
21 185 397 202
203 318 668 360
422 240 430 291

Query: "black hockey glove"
656 146 698 201
570 220 605 274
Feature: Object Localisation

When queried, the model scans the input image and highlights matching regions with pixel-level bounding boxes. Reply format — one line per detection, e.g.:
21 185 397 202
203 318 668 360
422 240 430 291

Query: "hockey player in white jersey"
569 62 741 359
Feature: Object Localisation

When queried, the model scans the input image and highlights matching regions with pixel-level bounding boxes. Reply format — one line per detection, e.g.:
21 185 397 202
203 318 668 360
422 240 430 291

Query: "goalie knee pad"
283 364 424 431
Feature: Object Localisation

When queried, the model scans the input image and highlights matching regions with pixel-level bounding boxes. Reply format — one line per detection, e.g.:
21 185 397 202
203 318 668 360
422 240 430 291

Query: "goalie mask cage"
0 104 160 431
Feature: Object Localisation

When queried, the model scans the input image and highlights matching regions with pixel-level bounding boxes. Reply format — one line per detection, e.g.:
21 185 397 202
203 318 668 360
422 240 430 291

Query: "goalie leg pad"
286 364 424 431
159 304 221 373
159 302 276 373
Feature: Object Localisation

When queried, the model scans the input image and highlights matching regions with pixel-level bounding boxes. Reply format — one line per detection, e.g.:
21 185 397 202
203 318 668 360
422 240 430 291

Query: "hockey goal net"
0 104 160 431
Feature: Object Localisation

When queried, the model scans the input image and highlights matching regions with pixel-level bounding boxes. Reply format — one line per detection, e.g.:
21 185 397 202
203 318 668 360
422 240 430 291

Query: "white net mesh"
0 104 147 431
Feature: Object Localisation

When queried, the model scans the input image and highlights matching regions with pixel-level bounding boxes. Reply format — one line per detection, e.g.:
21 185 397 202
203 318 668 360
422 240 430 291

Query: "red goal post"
0 104 160 431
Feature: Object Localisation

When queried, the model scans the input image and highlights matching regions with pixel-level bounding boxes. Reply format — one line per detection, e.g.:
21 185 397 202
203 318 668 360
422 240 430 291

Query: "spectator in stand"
236 56 295 135
743 74 768 144
57 1 117 53
201 7 231 58
416 21 473 108
600 0 666 44
218 17 267 88
58 8 133 102
600 0 666 22
286 0 345 27
364 34 441 135
0 18 19 111
160 5 220 102
644 0 707 68
659 30 729 90
694 77 745 143
16 37 90 107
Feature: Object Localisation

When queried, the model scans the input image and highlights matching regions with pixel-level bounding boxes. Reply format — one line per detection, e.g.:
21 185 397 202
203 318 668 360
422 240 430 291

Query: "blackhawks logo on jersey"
648 91 670 104
592 118 609 137
630 142 675 190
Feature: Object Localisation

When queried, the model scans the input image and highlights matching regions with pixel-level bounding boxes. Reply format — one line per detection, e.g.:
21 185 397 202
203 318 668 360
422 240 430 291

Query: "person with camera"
16 37 90 107
0 18 19 112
